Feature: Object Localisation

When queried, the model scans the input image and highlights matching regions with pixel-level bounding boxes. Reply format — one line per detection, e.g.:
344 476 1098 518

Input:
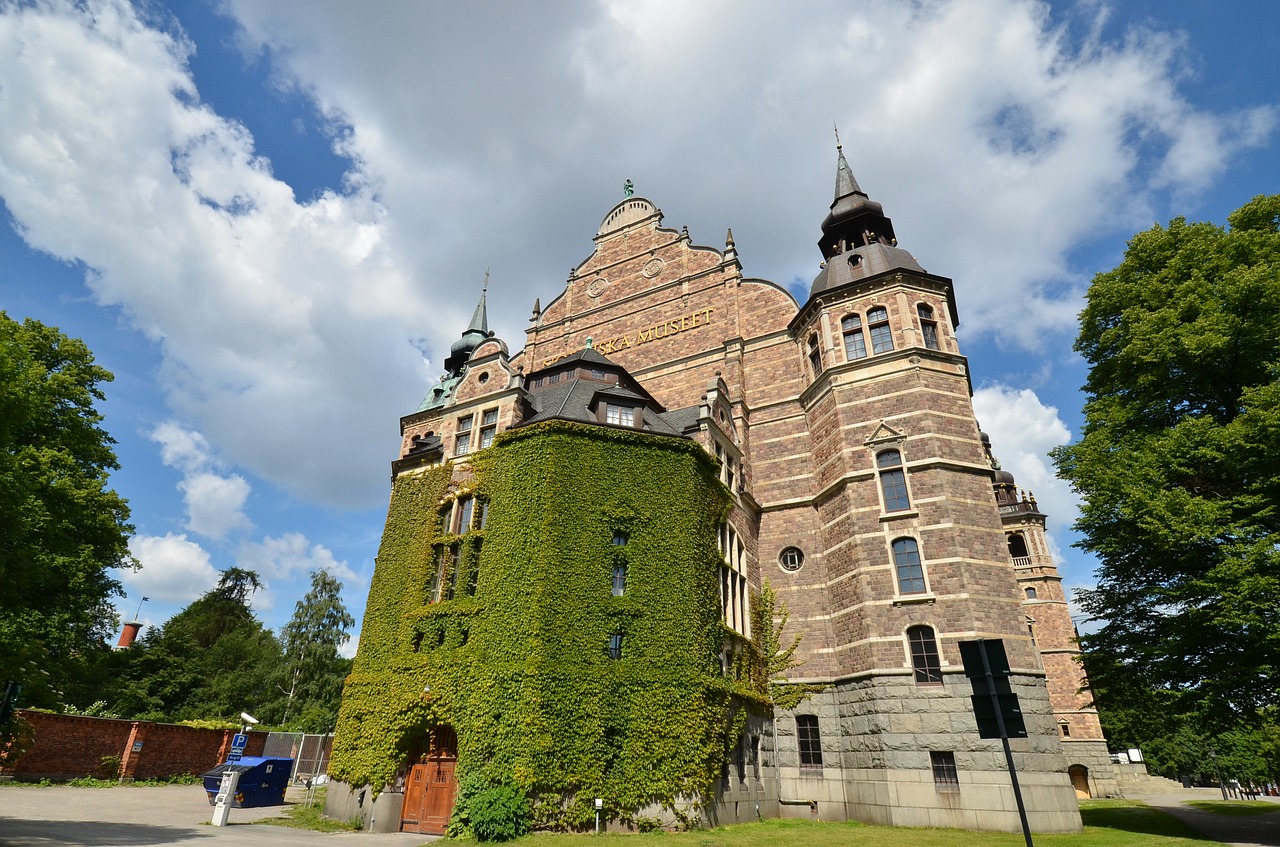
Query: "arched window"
907 625 943 684
917 304 940 350
867 306 894 353
893 537 927 594
807 335 823 377
877 449 910 512
1008 533 1030 560
842 315 868 360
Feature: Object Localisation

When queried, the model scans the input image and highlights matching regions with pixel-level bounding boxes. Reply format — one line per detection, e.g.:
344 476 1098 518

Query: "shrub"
469 783 531 842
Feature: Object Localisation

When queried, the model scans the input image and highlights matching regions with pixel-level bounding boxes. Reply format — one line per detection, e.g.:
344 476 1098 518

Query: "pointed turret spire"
833 123 864 200
818 137 897 261
468 270 490 334
444 271 493 375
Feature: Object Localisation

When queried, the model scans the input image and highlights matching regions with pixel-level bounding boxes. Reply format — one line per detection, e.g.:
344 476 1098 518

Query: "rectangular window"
612 563 627 597
880 468 910 511
894 538 927 595
480 409 498 449
605 403 630 426
458 497 474 532
468 539 481 596
546 372 560 384
455 433 470 456
478 500 489 529
844 327 867 360
797 715 823 769
607 633 623 660
931 751 959 789
921 321 940 350
445 544 460 601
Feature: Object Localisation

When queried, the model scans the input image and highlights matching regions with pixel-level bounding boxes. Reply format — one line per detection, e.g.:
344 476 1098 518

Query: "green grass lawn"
436 800 1214 847
1186 799 1280 816
252 786 363 832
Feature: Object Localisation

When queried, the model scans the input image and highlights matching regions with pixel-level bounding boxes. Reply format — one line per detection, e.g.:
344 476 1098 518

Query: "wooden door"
400 726 459 835
400 763 430 832
420 757 457 833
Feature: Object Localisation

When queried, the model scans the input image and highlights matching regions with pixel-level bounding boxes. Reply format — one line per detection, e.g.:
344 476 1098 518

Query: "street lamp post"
1207 748 1229 800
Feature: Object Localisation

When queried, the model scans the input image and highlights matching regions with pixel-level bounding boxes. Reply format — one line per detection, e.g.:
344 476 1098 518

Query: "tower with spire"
331 144 1112 836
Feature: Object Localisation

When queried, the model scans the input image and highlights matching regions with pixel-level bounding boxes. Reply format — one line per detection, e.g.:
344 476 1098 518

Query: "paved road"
0 785 434 847
1141 794 1280 847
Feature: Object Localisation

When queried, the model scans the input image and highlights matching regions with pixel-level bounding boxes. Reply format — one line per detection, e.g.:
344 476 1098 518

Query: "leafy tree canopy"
109 568 285 722
1053 195 1280 720
0 312 133 707
278 568 354 731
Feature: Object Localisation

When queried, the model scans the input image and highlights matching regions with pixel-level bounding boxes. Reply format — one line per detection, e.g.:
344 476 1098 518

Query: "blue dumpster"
201 756 293 807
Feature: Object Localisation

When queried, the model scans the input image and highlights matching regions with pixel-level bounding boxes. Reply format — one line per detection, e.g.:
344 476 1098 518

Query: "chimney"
115 621 143 649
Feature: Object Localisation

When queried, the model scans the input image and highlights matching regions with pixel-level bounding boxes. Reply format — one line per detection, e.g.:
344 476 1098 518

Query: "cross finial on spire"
483 267 489 294
834 121 842 151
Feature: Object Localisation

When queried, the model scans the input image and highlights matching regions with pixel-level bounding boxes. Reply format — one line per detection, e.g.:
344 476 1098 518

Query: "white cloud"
151 421 252 539
972 383 1086 580
236 532 358 586
180 471 252 539
0 0 1273 514
123 533 219 604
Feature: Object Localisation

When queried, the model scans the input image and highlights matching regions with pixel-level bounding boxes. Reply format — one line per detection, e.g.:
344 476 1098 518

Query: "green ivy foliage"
329 420 767 826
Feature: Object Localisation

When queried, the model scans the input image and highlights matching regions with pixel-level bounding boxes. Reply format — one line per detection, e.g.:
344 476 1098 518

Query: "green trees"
0 313 133 707
1055 196 1280 777
279 569 355 731
111 569 284 722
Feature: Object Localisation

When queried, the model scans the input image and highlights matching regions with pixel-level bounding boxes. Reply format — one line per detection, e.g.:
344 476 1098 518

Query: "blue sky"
2 0 1276 652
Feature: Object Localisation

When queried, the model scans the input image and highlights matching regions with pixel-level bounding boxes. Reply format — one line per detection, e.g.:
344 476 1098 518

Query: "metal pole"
1208 749 1228 801
978 639 1034 847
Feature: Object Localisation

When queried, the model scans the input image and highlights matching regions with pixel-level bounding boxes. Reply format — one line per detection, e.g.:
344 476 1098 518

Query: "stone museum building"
327 147 1116 835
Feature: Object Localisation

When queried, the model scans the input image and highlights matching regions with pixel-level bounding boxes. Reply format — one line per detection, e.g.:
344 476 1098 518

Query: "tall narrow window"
796 715 823 769
445 544 461 601
429 546 447 602
917 304 940 350
807 335 823 376
907 625 943 684
877 449 910 511
893 537 927 595
467 538 482 597
607 633 623 660
455 414 473 456
479 408 498 448
931 751 959 788
478 500 490 529
612 563 627 597
867 306 894 353
842 315 868 360
457 496 474 532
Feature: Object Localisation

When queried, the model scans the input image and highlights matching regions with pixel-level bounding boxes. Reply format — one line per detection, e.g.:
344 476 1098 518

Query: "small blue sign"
227 750 242 763
231 733 248 750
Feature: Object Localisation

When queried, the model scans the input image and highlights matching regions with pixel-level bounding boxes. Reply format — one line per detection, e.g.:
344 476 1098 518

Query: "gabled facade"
329 149 1113 835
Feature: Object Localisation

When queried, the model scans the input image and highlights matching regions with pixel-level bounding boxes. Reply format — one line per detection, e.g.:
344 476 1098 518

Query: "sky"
1 0 1277 656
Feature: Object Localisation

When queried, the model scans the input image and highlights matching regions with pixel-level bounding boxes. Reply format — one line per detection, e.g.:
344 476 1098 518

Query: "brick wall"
2 710 268 782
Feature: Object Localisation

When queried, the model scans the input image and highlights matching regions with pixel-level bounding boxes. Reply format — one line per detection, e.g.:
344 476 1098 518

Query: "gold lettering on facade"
539 309 713 369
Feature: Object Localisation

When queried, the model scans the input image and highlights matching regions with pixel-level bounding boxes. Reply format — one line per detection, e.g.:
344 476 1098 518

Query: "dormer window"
605 403 635 427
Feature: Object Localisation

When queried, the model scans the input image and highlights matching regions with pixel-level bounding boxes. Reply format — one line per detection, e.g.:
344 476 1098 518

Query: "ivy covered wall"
330 420 758 827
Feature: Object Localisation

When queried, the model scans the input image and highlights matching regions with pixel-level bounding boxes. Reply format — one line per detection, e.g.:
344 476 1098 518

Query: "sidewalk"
0 784 436 847
1141 794 1280 847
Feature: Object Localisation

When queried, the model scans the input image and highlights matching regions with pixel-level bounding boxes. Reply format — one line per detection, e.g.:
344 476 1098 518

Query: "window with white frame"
455 414 473 455
718 523 749 636
867 306 894 353
893 537 927 595
877 449 911 512
479 408 498 448
842 314 868 360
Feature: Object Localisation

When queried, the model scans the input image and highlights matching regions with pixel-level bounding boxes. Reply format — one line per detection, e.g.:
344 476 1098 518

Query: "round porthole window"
478 371 490 384
779 546 805 572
